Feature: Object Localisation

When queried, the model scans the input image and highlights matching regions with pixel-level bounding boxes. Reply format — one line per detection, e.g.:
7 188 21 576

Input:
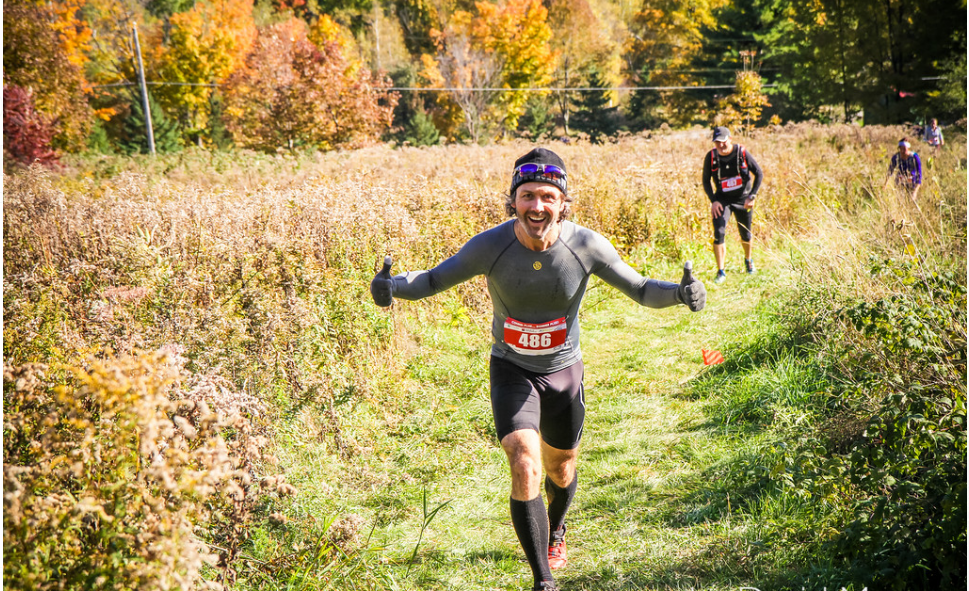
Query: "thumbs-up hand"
677 261 706 312
370 256 395 307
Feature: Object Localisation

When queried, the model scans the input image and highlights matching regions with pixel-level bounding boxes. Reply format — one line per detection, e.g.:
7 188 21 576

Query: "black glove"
370 256 394 307
678 261 706 312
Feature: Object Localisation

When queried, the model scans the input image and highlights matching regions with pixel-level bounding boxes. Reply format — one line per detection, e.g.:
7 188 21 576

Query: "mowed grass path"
354 247 798 591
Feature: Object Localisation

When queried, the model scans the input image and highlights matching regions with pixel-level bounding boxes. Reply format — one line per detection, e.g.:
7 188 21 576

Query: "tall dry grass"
3 124 966 589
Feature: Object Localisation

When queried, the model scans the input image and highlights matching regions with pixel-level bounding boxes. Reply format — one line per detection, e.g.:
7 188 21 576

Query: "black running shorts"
489 355 586 451
712 199 753 244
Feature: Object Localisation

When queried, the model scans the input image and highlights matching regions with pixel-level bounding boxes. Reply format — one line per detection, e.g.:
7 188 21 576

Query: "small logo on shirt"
533 261 542 270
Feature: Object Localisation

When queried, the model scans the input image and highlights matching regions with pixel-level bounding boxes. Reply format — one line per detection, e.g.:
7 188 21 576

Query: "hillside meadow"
3 124 966 590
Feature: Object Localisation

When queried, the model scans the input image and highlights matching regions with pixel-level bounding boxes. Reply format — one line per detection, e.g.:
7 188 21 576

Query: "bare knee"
542 442 578 488
502 430 543 500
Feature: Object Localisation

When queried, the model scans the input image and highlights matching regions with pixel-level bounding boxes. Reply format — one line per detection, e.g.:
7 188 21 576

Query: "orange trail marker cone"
702 349 724 365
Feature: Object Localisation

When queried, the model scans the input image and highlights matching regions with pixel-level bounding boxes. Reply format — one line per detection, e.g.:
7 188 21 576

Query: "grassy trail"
360 251 796 591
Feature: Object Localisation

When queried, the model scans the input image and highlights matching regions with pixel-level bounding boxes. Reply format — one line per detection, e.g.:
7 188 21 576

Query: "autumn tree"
82 0 143 84
3 85 59 169
150 0 257 138
423 0 556 141
546 0 618 134
3 0 94 150
714 69 770 131
473 0 556 132
222 18 397 152
421 27 504 143
624 0 727 127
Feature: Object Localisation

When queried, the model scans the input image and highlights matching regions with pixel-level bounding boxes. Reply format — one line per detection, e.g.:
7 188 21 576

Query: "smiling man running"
370 147 706 591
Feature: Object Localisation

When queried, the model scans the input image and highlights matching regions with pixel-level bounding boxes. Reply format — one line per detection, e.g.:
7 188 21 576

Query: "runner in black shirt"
702 126 764 284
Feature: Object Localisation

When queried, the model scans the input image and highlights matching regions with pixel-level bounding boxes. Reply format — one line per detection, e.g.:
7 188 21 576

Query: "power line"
388 84 778 92
94 81 220 88
94 81 774 92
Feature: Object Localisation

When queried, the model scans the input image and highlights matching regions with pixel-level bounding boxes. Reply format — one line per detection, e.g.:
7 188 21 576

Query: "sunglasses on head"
515 163 566 178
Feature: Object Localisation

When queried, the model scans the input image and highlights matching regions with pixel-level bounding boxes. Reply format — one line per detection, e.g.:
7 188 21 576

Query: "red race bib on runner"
720 175 743 192
503 317 568 356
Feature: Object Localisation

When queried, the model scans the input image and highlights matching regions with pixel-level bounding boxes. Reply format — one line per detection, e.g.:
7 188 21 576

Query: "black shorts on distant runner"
489 355 586 450
712 199 753 245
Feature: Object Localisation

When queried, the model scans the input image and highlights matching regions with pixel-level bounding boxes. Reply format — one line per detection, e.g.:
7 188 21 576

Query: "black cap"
509 147 568 197
712 126 730 142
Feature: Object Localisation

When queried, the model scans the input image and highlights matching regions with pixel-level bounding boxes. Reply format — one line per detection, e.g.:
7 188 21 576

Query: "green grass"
248 244 850 590
253 227 964 590
6 129 964 591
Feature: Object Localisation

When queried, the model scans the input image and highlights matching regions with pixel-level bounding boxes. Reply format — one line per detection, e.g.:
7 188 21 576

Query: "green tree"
625 65 665 130
402 109 442 146
146 0 195 19
570 65 622 142
387 64 442 145
753 0 965 123
121 90 183 154
924 30 967 121
546 0 618 135
206 90 233 150
389 0 441 57
516 96 556 140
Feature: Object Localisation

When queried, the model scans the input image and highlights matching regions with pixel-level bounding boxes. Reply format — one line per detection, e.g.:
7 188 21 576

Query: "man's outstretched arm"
370 251 481 306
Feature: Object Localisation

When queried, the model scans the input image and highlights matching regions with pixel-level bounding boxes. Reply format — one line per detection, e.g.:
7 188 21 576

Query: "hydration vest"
709 145 749 183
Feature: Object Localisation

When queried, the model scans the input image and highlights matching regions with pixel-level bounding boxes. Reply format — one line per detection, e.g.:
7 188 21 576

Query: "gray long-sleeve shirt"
392 220 682 373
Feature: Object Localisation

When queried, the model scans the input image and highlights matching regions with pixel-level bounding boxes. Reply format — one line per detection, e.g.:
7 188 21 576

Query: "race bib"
503 317 568 356
721 175 744 192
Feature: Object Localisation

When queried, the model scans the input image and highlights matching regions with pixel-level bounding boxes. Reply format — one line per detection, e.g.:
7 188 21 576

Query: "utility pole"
132 22 156 155
373 2 381 73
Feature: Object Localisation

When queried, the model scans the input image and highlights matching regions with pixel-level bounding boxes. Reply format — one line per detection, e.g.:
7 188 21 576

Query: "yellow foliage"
3 352 277 590
427 0 556 135
716 70 771 131
309 14 364 75
151 0 257 133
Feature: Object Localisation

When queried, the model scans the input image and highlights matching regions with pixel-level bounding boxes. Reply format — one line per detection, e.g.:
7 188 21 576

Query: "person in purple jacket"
884 138 922 200
369 147 706 591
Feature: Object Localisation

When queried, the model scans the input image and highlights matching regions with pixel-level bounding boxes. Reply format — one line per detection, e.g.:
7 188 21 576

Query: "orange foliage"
47 0 94 72
3 0 94 149
223 18 397 152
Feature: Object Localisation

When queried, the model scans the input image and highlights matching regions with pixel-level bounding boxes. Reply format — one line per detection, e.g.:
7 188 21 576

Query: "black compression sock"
545 473 577 538
509 496 553 586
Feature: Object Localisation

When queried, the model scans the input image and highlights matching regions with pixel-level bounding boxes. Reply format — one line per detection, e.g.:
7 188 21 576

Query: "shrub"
2 0 93 151
402 109 441 147
3 85 58 169
826 262 967 589
3 350 283 590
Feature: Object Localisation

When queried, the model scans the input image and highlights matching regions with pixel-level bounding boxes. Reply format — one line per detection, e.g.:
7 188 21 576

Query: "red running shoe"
547 525 567 570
